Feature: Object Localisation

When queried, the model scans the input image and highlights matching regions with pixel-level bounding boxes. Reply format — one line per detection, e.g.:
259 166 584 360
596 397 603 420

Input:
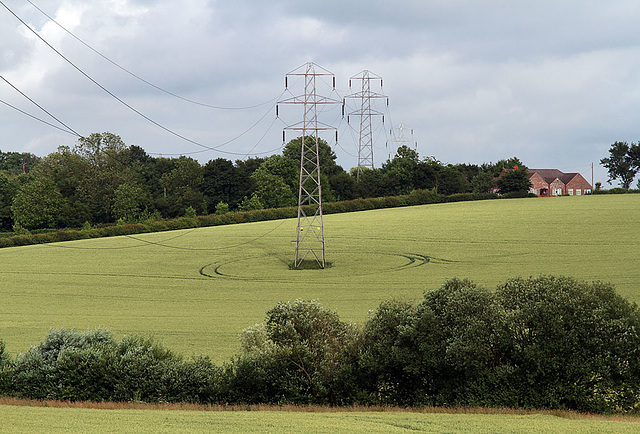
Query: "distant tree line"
1 276 639 413
1 132 527 232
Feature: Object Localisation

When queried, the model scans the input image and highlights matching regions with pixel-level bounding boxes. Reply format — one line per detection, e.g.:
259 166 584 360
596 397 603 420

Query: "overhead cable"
0 0 271 156
25 0 277 110
0 74 81 137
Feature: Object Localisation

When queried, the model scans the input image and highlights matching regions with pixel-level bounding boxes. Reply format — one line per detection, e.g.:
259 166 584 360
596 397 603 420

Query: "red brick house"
527 169 592 197
494 167 592 196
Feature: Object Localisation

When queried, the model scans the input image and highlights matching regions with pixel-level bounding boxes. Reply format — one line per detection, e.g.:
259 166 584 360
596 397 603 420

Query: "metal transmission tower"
277 62 341 269
387 123 417 159
344 70 388 180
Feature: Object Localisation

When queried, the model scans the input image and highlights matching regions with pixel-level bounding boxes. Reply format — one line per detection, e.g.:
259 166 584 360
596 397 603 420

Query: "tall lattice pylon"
344 70 387 180
277 62 340 268
387 123 417 159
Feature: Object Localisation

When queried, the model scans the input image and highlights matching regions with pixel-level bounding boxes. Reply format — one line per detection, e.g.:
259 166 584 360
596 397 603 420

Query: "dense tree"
230 300 359 404
251 169 296 209
283 136 342 177
496 276 640 412
0 151 40 175
11 178 64 229
158 157 204 217
112 182 151 222
600 141 640 189
1 131 532 230
328 172 357 201
483 157 525 178
203 158 248 211
470 171 496 194
496 166 532 195
380 145 420 195
249 155 301 208
0 172 18 230
31 146 93 227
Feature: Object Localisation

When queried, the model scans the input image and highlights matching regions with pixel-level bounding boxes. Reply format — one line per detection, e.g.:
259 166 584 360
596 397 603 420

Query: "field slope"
1 194 639 361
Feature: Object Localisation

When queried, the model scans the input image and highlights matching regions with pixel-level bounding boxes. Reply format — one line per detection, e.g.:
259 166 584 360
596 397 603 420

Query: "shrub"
7 329 225 403
184 206 197 219
358 276 640 411
496 276 640 412
215 202 229 215
0 340 12 394
228 300 361 404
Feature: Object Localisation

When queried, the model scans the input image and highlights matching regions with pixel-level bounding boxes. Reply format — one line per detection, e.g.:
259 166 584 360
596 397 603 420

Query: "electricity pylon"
344 70 387 180
387 123 417 159
277 62 340 268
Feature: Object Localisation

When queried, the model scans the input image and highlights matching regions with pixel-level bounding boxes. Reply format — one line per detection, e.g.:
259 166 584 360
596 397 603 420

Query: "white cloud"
2 0 640 186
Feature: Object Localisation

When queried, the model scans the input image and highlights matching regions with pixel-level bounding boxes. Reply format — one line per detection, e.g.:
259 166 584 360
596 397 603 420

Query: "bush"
227 300 360 404
7 329 225 403
496 276 640 412
5 276 637 412
0 340 12 394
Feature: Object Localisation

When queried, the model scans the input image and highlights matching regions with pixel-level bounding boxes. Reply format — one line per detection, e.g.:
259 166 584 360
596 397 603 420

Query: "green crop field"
1 194 639 361
1 194 640 431
1 404 640 433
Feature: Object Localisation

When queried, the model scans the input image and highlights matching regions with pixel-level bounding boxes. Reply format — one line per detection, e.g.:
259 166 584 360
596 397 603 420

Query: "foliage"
215 202 229 214
250 159 297 209
496 276 640 412
3 274 640 414
238 194 264 211
2 131 533 230
228 300 360 404
357 276 640 412
471 171 496 193
112 182 150 222
11 178 64 229
496 166 532 195
600 141 640 189
6 328 224 403
183 206 197 219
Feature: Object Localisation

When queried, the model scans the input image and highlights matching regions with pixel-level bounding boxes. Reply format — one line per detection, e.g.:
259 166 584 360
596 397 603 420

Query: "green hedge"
2 276 640 412
592 188 640 195
0 189 502 249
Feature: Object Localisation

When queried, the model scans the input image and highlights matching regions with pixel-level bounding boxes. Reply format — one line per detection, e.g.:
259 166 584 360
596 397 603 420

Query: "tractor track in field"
199 251 457 281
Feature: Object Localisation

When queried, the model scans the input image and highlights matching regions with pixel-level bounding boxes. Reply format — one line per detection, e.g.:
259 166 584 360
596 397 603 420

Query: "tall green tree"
282 136 342 177
381 145 420 195
112 182 150 222
0 172 18 230
203 158 248 210
11 179 64 229
0 151 40 175
496 166 532 195
600 141 640 189
158 157 204 217
470 171 496 194
250 157 297 209
32 146 93 227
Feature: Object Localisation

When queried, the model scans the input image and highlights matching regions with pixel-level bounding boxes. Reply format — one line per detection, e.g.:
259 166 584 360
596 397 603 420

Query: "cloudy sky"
2 0 640 186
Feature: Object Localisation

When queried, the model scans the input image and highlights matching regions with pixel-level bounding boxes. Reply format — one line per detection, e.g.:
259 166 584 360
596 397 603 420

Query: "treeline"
0 190 499 249
1 132 525 232
2 276 640 413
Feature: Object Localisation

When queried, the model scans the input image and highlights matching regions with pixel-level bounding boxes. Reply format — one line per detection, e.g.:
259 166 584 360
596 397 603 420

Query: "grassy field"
1 194 639 361
1 402 639 433
1 194 640 431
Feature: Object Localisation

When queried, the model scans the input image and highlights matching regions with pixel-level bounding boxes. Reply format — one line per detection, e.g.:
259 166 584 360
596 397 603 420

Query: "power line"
0 96 79 136
0 74 81 137
0 0 273 157
24 0 277 111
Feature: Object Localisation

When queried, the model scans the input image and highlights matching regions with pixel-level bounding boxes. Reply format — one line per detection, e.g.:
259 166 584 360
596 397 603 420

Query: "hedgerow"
2 276 640 413
0 189 500 249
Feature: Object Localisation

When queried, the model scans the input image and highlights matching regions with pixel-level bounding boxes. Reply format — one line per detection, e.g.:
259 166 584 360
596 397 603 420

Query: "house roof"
527 169 579 185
